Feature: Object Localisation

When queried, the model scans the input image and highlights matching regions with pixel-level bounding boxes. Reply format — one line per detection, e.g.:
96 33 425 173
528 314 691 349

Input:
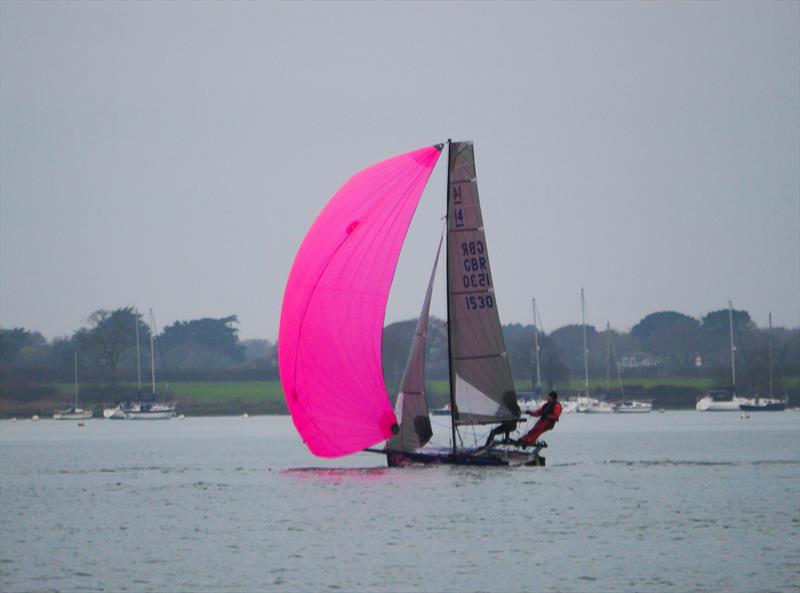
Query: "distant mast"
149 309 157 396
74 352 79 409
768 312 774 399
581 288 589 392
135 313 142 396
605 322 611 394
532 298 541 392
728 301 736 392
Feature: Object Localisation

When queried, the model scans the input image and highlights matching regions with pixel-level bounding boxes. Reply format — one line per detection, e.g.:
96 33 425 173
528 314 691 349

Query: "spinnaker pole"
445 139 458 456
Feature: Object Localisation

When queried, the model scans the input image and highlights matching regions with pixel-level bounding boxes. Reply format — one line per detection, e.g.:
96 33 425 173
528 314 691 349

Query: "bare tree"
74 307 148 384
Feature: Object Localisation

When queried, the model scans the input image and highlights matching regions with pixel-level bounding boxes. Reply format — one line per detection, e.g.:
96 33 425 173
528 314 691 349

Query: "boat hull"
103 407 127 419
739 402 787 412
126 409 175 420
578 403 616 413
616 402 653 414
385 446 545 467
696 399 752 411
53 409 93 420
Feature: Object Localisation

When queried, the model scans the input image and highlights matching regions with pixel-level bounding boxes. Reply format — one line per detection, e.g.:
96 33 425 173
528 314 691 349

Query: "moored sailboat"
104 312 144 419
124 310 175 420
53 353 93 420
696 301 754 411
739 313 787 412
604 321 651 413
279 141 544 467
575 290 613 413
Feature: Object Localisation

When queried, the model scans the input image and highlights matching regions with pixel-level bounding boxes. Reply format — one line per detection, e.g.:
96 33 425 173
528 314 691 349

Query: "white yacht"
573 290 609 414
579 400 616 413
103 405 127 419
53 408 93 420
54 353 93 420
104 313 144 420
738 314 787 412
696 390 752 411
125 402 175 420
560 398 580 414
118 310 176 420
697 302 754 411
616 400 653 413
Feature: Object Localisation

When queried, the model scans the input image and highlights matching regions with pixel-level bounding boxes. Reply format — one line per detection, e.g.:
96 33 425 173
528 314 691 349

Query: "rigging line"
775 337 788 398
610 331 625 399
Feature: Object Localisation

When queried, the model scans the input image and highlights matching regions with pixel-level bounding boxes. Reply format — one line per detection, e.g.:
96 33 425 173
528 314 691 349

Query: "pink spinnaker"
279 146 442 457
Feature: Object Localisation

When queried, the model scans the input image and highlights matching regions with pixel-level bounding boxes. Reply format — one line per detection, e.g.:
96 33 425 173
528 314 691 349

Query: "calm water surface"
1 412 798 592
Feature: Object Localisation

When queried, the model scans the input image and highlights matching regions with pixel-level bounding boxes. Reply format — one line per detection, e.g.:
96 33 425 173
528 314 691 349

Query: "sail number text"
452 186 464 228
465 295 494 310
460 241 493 306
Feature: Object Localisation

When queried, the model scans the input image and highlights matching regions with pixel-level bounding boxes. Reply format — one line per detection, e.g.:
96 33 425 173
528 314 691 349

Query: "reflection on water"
283 466 391 482
1 413 798 593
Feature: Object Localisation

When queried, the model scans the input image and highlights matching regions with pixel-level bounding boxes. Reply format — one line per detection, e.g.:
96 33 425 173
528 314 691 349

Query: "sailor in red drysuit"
518 391 562 447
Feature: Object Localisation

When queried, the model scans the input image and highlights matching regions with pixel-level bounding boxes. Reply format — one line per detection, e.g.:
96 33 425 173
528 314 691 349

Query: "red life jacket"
536 400 562 423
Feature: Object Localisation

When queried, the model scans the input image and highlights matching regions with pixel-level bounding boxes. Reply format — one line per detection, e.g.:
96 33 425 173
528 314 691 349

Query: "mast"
445 139 458 455
74 351 78 408
581 288 589 392
605 322 611 394
149 309 157 396
768 312 774 398
135 313 142 396
728 301 736 392
532 298 541 391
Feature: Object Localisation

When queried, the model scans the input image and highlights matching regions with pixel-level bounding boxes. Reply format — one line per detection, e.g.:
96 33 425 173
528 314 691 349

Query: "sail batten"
279 145 442 458
447 142 520 425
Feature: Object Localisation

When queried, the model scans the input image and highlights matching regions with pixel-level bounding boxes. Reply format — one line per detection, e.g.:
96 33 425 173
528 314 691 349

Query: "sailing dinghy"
279 141 544 467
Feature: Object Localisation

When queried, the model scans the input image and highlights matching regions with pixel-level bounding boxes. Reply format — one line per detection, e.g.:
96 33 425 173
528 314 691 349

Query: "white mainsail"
446 141 520 425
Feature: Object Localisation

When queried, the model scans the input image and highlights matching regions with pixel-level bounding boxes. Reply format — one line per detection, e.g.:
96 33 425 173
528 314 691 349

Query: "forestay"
279 145 442 457
447 141 520 424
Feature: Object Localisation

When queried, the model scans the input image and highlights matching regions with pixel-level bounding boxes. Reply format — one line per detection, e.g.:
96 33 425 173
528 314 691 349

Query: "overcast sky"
1 1 798 340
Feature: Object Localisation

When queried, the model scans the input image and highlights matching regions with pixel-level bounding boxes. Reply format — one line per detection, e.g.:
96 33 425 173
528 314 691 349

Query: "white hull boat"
125 404 175 420
697 303 755 412
616 401 652 413
578 401 616 414
55 353 92 420
103 406 127 419
696 393 754 412
560 399 579 414
53 408 93 420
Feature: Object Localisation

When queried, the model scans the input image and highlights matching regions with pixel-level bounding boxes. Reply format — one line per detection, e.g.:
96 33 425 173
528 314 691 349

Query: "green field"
27 375 798 416
41 375 800 401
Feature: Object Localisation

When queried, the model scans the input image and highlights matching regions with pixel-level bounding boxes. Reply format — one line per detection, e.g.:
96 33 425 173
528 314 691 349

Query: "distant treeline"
1 307 798 403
